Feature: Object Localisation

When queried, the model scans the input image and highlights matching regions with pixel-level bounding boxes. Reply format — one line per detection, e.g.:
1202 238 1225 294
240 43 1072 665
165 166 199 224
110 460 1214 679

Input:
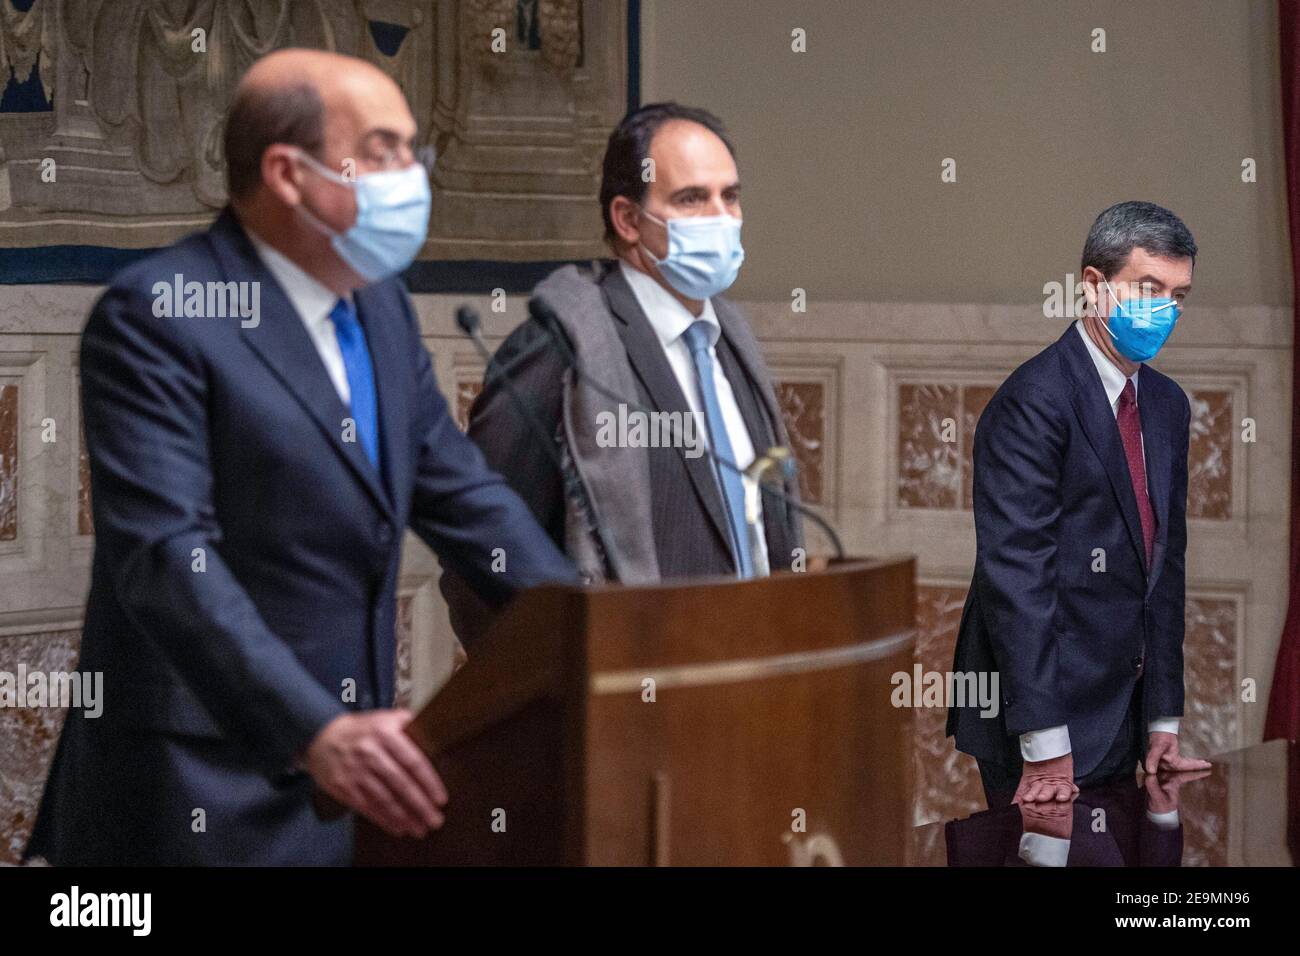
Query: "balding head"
224 49 411 200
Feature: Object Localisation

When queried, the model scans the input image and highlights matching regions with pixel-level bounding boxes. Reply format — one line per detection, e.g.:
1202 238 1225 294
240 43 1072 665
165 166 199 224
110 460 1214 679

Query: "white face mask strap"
294 199 338 240
294 148 350 187
1101 277 1120 313
636 205 666 265
1090 277 1121 340
639 205 667 229
290 149 351 239
1102 277 1176 313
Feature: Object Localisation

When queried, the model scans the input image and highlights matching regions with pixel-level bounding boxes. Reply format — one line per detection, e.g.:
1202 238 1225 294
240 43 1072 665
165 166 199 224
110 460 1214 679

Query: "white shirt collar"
619 260 720 349
246 229 342 329
1074 319 1138 411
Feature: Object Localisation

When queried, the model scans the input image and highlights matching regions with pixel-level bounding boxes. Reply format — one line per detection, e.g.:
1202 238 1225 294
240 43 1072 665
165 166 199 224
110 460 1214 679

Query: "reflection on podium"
912 739 1298 867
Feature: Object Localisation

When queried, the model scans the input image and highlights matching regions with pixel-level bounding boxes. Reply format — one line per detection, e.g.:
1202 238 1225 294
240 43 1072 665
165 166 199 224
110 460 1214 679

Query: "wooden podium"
354 557 916 866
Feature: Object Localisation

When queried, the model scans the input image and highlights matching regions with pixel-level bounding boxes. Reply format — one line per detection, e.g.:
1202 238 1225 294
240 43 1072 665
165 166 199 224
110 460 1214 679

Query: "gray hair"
1081 201 1197 278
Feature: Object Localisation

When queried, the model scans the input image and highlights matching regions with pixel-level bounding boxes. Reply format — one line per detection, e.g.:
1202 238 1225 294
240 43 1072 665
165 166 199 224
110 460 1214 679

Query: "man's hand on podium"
1144 731 1212 776
304 709 448 838
1013 752 1079 804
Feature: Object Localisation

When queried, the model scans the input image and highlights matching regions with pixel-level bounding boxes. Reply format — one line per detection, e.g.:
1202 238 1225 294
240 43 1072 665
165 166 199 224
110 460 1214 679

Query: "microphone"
454 304 619 575
525 296 846 563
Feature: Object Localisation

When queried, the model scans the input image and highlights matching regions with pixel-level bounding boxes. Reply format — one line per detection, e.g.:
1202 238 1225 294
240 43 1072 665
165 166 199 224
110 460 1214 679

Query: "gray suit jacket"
441 261 803 640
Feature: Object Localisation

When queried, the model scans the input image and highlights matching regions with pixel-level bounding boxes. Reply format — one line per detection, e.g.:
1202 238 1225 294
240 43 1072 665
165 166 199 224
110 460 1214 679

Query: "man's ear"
608 195 641 248
1080 266 1104 314
260 144 304 207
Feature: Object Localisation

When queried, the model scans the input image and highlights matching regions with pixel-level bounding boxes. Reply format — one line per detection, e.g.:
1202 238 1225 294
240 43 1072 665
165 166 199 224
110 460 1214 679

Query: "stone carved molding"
0 0 55 101
0 0 627 257
465 0 580 73
65 0 371 208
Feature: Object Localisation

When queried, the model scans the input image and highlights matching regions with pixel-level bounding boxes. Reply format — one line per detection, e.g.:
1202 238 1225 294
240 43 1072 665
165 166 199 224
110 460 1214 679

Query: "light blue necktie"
330 298 380 471
681 320 754 578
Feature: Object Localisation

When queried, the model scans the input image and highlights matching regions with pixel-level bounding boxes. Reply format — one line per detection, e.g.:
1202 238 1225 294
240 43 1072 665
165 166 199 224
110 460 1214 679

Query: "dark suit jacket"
461 262 800 581
25 209 575 865
946 324 1190 779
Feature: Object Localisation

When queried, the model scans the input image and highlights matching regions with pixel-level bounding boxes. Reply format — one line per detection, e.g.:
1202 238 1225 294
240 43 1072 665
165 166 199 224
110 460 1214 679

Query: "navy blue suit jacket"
946 325 1190 779
26 209 577 864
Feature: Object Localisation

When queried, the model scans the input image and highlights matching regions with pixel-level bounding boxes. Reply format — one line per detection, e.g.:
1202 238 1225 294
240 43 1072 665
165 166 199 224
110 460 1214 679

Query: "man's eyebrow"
1131 273 1190 292
667 185 709 202
361 128 414 148
667 182 742 201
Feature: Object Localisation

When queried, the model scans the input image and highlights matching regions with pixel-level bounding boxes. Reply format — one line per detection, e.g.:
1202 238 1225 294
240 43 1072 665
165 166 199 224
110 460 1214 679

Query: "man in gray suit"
443 103 801 633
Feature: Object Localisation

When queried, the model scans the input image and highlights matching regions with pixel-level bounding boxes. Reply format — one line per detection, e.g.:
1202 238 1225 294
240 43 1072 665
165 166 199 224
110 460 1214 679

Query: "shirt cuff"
1019 832 1071 867
1146 808 1181 829
1147 717 1180 736
1020 725 1071 762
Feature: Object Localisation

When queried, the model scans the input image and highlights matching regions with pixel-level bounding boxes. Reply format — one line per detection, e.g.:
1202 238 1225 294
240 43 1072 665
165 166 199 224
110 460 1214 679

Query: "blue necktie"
682 321 755 578
330 298 380 471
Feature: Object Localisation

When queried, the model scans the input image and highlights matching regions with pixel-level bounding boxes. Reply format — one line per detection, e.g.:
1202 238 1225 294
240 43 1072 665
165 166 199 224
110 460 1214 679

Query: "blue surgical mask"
1097 278 1181 362
640 209 745 300
294 150 431 283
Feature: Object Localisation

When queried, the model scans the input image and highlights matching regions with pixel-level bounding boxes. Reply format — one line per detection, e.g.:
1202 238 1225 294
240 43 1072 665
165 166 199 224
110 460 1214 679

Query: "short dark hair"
1081 200 1198 278
598 102 736 244
223 82 325 200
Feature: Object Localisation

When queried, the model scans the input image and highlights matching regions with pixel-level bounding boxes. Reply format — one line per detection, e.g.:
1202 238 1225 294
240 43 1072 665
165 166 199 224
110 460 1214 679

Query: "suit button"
377 522 392 545
1132 657 1144 672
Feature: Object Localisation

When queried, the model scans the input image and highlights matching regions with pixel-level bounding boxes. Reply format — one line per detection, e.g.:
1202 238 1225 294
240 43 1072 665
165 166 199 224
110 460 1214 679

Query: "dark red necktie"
1117 380 1155 569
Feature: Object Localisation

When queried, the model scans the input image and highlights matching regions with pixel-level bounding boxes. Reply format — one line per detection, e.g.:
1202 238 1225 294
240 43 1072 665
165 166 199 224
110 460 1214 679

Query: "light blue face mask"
295 150 431 283
1098 278 1182 363
640 209 745 300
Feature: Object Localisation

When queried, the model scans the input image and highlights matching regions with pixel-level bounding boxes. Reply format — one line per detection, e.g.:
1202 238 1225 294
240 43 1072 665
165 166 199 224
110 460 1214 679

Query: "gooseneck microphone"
454 305 619 576
524 296 846 563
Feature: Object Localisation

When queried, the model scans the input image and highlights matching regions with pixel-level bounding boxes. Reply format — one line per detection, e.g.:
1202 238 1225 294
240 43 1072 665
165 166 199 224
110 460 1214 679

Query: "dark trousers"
976 679 1145 808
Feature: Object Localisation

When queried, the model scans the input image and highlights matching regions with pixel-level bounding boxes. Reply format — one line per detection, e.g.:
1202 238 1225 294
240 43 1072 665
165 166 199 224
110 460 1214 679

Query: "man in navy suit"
24 49 576 865
947 201 1211 807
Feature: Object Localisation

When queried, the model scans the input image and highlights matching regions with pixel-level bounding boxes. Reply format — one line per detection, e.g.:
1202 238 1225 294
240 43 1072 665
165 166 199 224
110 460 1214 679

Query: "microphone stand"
455 306 618 581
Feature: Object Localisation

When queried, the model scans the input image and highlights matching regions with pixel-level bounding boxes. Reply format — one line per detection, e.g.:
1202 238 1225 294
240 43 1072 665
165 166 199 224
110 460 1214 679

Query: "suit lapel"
1138 367 1172 594
207 209 395 519
713 297 785 449
601 267 734 559
1057 326 1148 574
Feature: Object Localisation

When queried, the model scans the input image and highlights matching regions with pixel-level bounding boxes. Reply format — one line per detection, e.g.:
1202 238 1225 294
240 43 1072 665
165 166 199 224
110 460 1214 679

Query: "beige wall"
642 0 1291 306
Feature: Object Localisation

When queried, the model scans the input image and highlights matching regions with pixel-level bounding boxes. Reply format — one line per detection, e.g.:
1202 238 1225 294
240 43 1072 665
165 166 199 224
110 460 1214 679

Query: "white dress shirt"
619 261 770 571
247 230 352 405
1018 322 1179 763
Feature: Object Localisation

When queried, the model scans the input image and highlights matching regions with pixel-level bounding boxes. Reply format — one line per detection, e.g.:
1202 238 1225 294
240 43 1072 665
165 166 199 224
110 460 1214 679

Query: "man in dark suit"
947 201 1211 808
442 103 801 633
24 49 575 865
